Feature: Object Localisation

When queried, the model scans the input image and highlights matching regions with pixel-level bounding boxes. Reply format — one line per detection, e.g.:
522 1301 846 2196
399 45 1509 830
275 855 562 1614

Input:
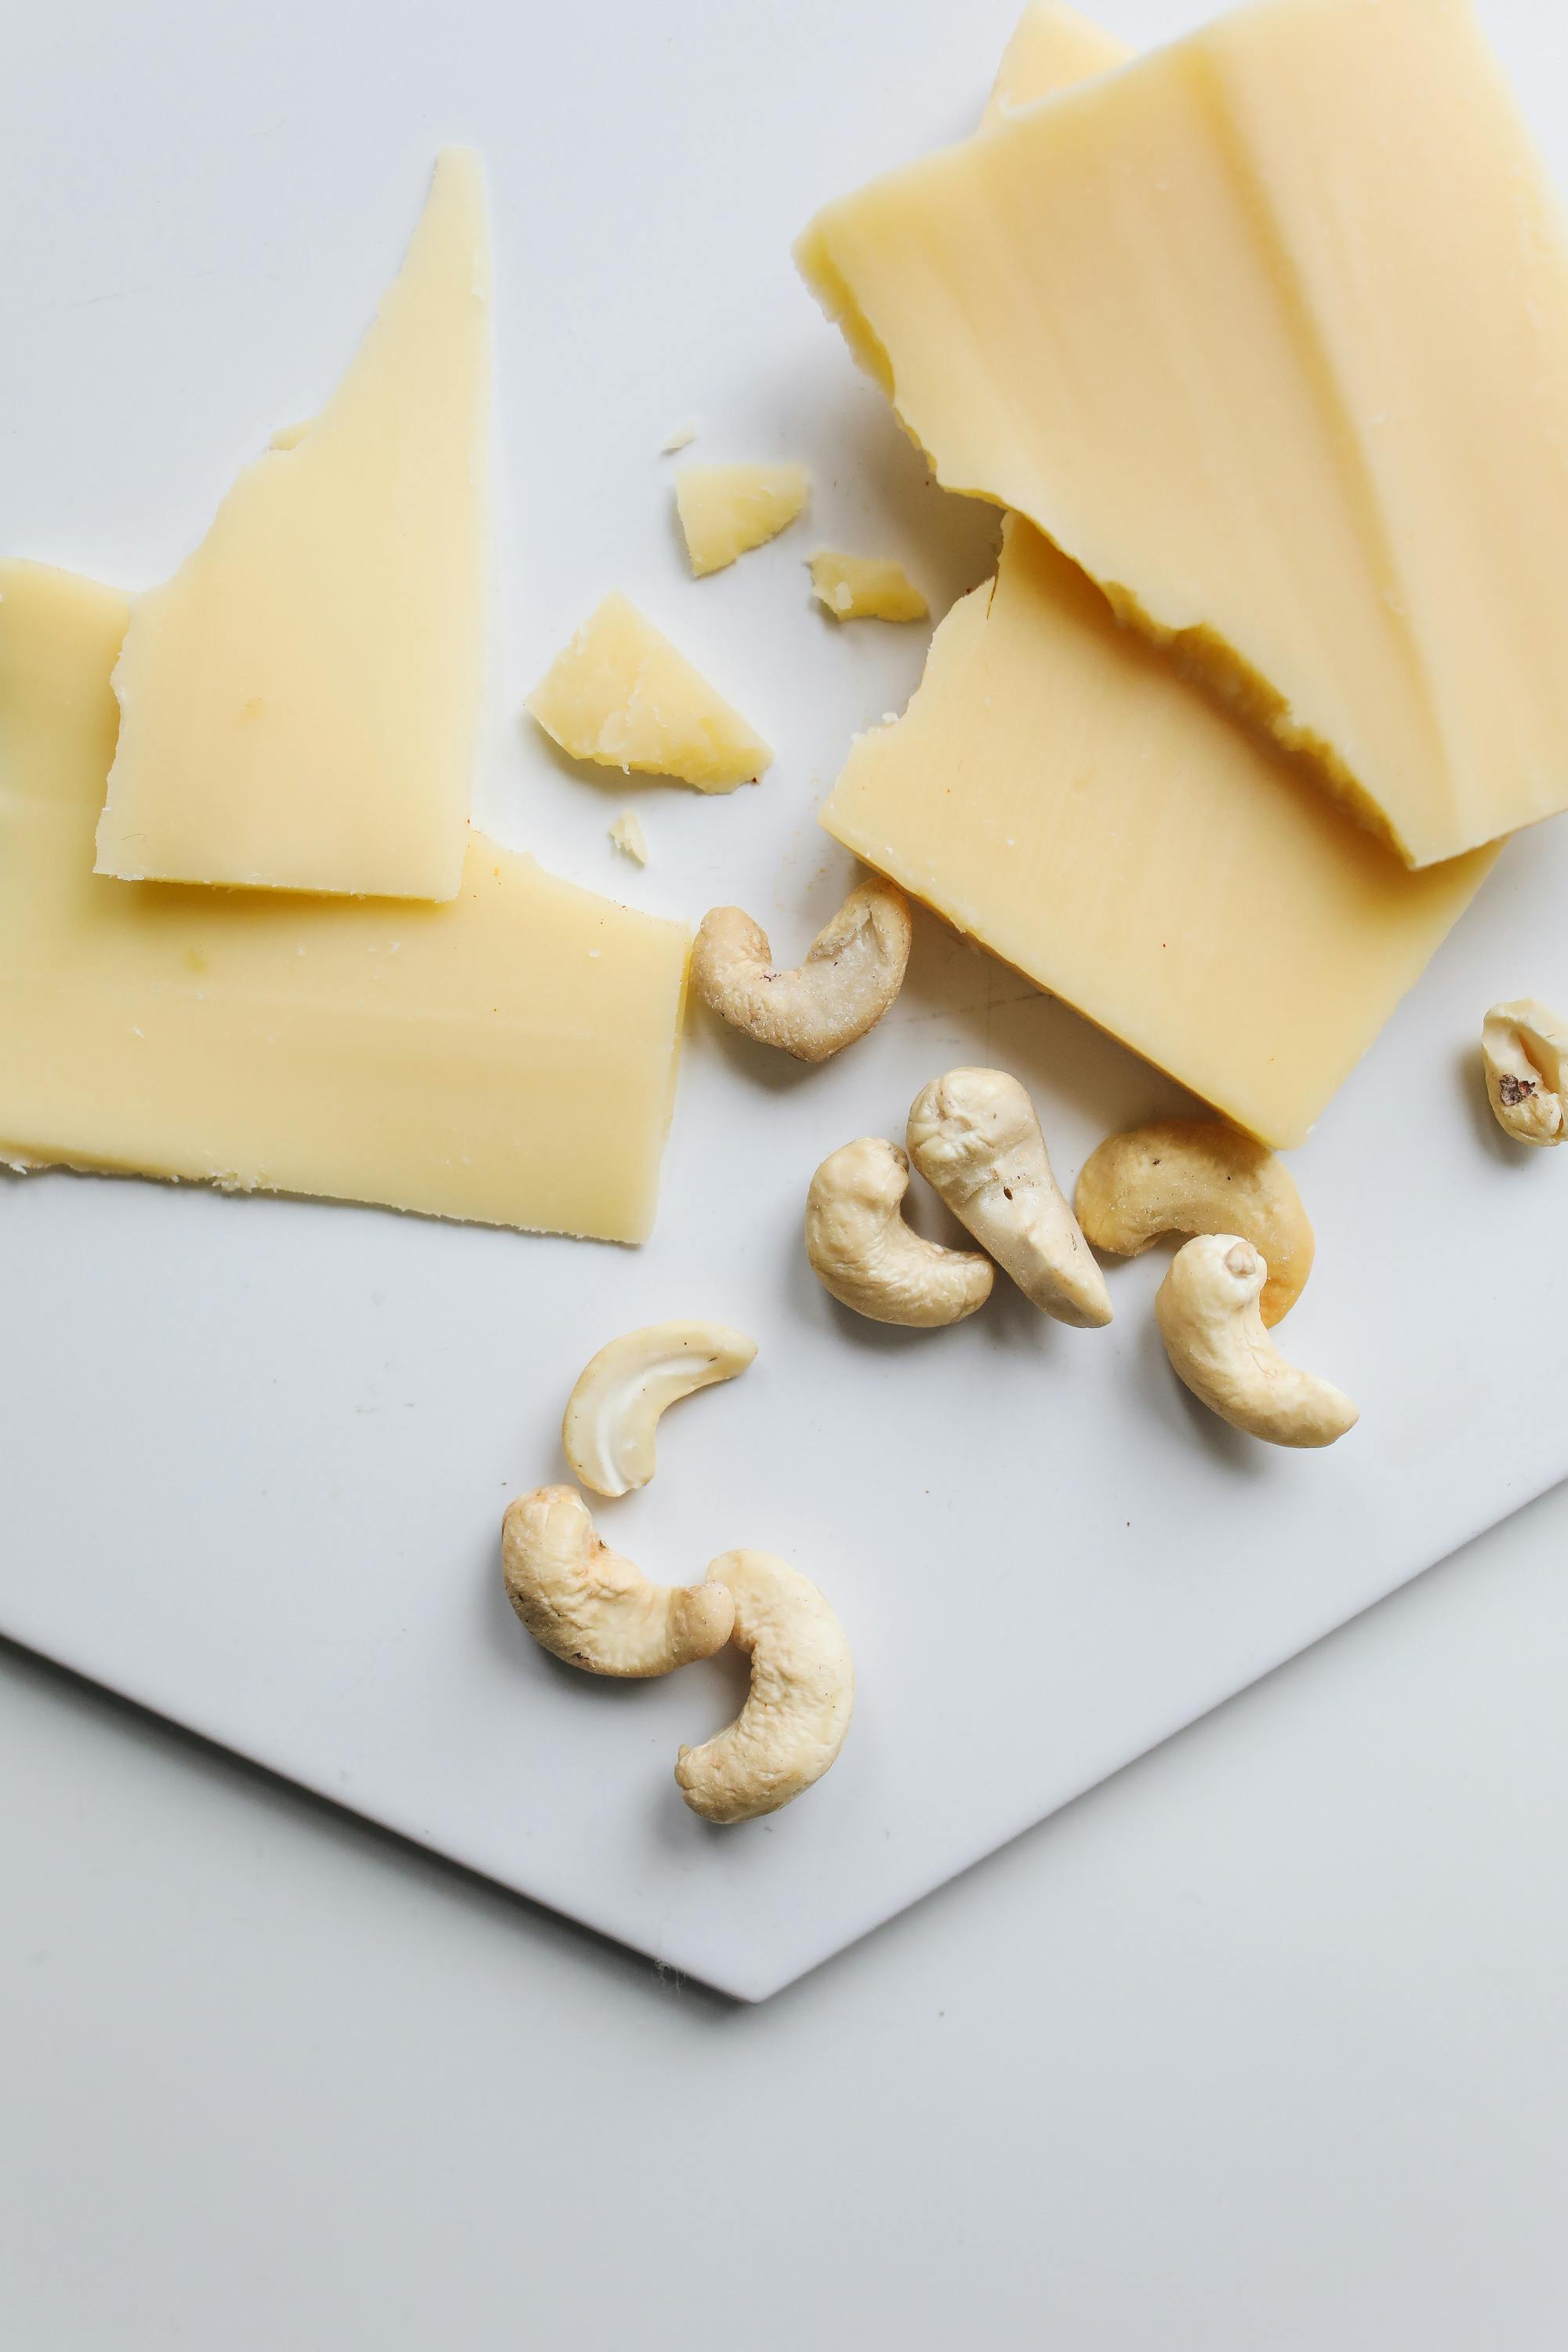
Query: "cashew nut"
502 1485 735 1677
692 877 913 1062
1482 999 1567 1146
1074 1120 1313 1326
1156 1236 1358 1450
805 1137 993 1327
561 1321 757 1499
674 1550 854 1823
906 1068 1111 1328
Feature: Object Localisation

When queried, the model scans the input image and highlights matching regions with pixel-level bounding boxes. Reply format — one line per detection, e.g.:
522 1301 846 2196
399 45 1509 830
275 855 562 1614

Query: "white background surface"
5 0 1568 2000
2 1484 1564 2347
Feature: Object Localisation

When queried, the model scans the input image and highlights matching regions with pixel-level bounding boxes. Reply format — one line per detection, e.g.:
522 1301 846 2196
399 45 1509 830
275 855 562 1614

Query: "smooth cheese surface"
981 0 1131 122
675 463 809 575
2 564 689 1245
528 592 771 791
799 0 1568 869
96 149 492 902
809 552 928 622
821 521 1494 1148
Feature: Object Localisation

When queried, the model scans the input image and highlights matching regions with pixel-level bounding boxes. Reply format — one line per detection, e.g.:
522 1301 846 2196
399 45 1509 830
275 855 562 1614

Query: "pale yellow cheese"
809 553 928 623
799 0 1568 869
96 149 492 902
0 563 689 1245
981 0 1130 125
528 592 771 790
608 808 649 865
675 463 810 576
822 520 1494 1149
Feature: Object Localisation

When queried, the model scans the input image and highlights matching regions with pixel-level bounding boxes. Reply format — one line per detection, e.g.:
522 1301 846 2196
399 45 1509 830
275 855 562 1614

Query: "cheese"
981 0 1130 124
809 553 928 623
528 592 771 790
96 150 492 902
0 563 689 1245
675 463 809 576
799 0 1568 869
609 809 649 865
822 519 1494 1147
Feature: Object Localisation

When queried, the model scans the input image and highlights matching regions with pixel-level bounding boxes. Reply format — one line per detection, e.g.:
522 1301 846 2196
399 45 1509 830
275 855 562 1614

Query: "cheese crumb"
810 551 929 623
609 809 649 866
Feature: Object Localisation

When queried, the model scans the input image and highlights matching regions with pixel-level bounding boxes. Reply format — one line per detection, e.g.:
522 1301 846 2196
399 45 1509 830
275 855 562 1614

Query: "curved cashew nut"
1156 1236 1358 1450
1074 1119 1313 1326
675 1550 854 1823
1482 999 1566 1146
502 1485 735 1678
693 877 913 1061
562 1321 757 1498
906 1068 1111 1328
805 1137 993 1327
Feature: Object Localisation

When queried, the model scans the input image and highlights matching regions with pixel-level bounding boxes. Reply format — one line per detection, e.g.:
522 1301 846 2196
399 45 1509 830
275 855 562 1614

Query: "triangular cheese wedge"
96 149 492 901
674 463 809 575
527 593 771 791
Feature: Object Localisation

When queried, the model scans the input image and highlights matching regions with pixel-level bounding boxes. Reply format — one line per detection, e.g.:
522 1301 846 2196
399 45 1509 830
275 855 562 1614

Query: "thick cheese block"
0 564 689 1244
96 150 492 901
822 521 1494 1149
808 553 927 623
799 0 1568 869
675 463 809 576
528 593 771 790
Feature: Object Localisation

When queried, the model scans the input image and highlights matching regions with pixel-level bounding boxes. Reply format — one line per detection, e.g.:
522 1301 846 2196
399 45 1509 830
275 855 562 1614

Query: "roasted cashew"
1482 1000 1566 1146
675 1550 854 1823
502 1485 735 1677
562 1321 757 1499
805 1137 993 1327
906 1068 1110 1328
693 877 913 1062
1156 1236 1358 1450
1075 1119 1313 1325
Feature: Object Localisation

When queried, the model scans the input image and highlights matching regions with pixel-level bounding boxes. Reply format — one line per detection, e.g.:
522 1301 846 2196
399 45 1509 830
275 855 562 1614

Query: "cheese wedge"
822 521 1494 1146
809 554 928 623
981 0 1131 123
675 463 809 576
800 0 1568 868
528 593 771 790
96 150 492 901
0 563 689 1244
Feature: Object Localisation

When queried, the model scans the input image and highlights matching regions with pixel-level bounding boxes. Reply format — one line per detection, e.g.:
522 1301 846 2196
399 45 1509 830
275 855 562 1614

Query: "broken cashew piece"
1074 1119 1314 1326
675 1550 854 1823
906 1068 1110 1328
1156 1236 1358 1450
805 1137 993 1327
693 877 913 1062
562 1321 757 1499
502 1485 735 1678
1482 1000 1567 1146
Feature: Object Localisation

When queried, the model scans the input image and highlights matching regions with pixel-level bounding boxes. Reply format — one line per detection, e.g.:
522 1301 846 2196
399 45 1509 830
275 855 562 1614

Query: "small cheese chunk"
821 521 1494 1149
661 419 699 454
799 0 1568 867
809 552 928 623
96 150 492 902
0 564 689 1245
982 0 1131 125
609 809 649 865
675 463 809 576
528 593 771 791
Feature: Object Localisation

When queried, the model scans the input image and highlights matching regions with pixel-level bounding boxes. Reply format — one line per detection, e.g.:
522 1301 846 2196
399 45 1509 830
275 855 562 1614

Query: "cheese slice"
799 0 1568 869
822 521 1494 1147
675 463 809 576
528 592 771 790
0 563 689 1245
96 149 492 902
809 553 928 623
981 0 1131 123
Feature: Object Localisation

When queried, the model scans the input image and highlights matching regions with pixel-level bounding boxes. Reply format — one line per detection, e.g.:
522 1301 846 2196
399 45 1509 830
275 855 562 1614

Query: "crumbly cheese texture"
799 0 1568 869
1 563 689 1244
96 149 492 901
822 521 1494 1148
528 592 771 790
809 553 928 623
675 463 809 576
